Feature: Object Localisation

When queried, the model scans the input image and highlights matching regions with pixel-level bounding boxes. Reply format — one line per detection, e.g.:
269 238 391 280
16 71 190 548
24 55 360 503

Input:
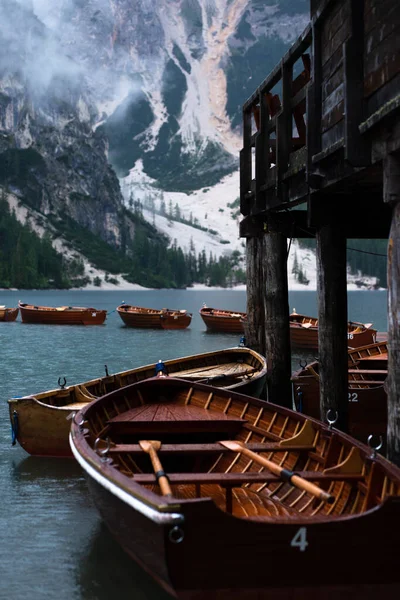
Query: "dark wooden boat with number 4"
8 347 267 457
70 376 400 599
117 304 192 329
0 305 19 322
199 305 246 333
289 309 377 350
18 301 107 325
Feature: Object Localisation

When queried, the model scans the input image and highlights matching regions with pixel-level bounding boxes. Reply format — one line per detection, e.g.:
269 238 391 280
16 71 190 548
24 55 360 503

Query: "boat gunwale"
9 347 267 408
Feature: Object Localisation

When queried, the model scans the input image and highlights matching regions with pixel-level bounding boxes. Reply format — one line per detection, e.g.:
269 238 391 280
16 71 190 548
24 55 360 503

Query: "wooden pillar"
384 154 400 466
245 235 266 357
316 203 348 432
264 227 292 408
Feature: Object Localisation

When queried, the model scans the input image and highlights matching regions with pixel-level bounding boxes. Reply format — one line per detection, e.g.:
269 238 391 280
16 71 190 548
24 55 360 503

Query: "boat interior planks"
70 377 400 598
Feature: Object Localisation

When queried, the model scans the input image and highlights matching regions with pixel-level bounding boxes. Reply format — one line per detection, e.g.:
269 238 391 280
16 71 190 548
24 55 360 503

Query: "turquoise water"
0 289 388 599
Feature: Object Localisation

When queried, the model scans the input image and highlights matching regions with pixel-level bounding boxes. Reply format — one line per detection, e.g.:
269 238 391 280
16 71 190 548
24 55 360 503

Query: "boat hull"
199 309 245 333
75 444 400 598
8 397 75 457
292 375 387 444
19 305 106 325
9 347 267 456
0 307 19 322
117 306 192 329
290 325 376 350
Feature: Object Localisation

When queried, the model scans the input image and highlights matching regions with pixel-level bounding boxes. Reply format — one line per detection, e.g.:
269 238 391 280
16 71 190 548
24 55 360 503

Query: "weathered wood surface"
316 207 349 432
264 229 292 408
384 154 400 466
245 236 266 357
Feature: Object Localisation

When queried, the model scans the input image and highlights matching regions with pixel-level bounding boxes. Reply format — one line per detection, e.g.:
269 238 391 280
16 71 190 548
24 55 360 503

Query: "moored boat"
117 304 192 329
199 305 246 333
0 305 19 322
18 301 107 325
289 309 377 350
70 376 400 599
8 347 267 457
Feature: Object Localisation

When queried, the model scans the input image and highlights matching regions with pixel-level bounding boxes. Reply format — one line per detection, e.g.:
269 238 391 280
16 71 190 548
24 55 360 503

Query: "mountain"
0 1 384 290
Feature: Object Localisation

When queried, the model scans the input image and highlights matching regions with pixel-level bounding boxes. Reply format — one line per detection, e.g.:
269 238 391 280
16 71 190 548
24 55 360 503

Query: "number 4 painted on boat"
290 527 308 551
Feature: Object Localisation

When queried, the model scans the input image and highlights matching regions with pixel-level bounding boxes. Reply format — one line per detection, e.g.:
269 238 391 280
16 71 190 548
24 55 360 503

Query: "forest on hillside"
0 197 246 290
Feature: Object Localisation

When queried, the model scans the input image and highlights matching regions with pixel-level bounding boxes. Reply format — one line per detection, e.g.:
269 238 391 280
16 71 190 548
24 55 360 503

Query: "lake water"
0 288 388 599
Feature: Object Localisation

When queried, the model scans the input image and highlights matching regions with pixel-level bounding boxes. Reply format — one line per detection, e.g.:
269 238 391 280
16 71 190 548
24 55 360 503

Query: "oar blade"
219 440 244 452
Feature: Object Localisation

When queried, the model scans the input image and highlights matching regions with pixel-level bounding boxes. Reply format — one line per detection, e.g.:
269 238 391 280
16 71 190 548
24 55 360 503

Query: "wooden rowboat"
291 353 388 445
0 305 19 322
8 347 267 457
18 301 107 325
70 376 400 599
289 309 377 350
199 305 246 333
117 304 192 329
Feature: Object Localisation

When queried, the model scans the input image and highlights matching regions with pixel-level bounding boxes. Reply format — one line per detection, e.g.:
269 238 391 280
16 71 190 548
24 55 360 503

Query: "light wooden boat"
291 356 387 445
199 305 246 333
18 301 107 325
347 340 388 366
0 305 19 322
289 309 377 350
70 376 400 599
8 347 267 457
117 304 192 329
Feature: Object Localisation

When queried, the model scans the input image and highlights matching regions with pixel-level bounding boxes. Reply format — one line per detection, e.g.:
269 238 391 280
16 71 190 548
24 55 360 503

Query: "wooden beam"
109 443 316 455
384 153 400 466
245 236 267 358
344 0 370 166
316 199 349 432
264 229 292 408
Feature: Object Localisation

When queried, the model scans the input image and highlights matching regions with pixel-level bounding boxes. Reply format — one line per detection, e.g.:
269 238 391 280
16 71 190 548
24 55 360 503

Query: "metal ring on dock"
368 434 383 459
168 526 184 544
94 436 110 458
326 409 338 429
299 360 307 368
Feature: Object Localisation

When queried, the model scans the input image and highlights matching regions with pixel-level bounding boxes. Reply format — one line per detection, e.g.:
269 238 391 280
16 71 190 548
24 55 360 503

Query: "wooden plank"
322 64 343 103
364 52 400 98
133 471 365 485
321 99 344 132
365 6 400 53
344 1 370 166
365 0 400 33
321 4 351 66
109 443 317 455
108 419 245 435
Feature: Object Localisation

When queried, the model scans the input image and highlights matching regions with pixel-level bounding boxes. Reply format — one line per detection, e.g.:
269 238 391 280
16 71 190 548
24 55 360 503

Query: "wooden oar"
219 440 334 504
139 440 172 497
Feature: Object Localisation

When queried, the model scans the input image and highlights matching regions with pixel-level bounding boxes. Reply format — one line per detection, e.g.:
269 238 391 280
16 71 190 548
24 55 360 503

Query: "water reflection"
79 522 172 600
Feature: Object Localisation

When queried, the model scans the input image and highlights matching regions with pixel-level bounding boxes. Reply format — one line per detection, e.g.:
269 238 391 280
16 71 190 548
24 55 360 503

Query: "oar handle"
148 447 173 497
238 445 334 504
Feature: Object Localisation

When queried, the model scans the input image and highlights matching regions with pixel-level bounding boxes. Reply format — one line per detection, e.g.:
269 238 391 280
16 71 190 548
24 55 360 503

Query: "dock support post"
245 236 266 357
384 154 400 466
316 203 348 432
264 228 292 408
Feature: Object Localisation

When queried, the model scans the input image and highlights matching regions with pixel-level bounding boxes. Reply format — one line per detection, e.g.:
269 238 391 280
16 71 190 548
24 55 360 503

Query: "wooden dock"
239 0 400 464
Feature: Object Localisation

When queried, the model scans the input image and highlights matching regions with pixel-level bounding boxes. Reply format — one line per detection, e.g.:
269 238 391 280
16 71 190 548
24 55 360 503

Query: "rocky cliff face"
0 0 309 256
0 0 129 248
